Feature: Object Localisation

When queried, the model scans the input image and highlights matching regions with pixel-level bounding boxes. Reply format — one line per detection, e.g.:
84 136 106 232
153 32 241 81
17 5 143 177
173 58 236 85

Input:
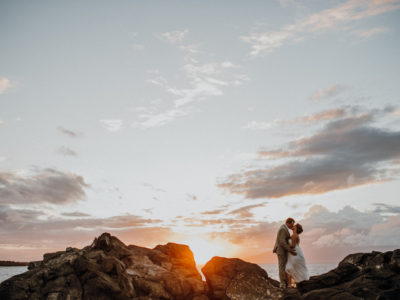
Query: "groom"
273 217 297 288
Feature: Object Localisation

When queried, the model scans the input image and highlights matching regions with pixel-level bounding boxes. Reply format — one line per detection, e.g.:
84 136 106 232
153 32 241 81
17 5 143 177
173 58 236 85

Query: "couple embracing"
273 217 310 288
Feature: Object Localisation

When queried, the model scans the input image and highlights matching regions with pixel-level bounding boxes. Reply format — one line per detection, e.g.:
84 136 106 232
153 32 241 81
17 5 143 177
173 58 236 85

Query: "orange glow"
184 237 224 265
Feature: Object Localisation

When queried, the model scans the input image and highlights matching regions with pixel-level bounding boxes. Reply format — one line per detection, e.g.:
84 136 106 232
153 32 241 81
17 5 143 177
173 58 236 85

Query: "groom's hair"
285 217 295 225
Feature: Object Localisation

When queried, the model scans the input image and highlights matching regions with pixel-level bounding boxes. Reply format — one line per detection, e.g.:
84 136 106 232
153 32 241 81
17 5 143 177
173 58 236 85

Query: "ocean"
1 264 337 284
259 263 337 281
0 266 28 283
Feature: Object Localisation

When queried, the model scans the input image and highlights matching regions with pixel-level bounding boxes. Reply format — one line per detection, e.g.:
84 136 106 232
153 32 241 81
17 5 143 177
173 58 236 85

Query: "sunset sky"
1 0 400 265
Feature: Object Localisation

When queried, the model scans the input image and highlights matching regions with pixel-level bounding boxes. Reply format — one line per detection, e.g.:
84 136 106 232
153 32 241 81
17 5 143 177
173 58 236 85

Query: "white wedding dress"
285 239 310 283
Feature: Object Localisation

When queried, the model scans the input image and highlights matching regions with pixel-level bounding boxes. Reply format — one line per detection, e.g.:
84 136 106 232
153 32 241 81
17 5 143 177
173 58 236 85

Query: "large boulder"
0 232 208 300
297 249 400 300
201 256 301 300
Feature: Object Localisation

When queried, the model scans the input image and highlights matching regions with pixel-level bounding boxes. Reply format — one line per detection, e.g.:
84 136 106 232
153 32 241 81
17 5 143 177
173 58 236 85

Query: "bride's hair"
296 224 303 234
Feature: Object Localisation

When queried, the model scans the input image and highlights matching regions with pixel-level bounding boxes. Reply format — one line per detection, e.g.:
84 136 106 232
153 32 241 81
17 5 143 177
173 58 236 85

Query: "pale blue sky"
1 0 400 263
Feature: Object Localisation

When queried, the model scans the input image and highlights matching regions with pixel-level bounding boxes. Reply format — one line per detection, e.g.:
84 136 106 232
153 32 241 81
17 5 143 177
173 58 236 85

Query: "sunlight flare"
183 237 224 265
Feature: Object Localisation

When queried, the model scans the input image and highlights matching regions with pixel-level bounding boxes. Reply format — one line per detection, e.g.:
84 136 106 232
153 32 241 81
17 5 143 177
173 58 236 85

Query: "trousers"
277 253 288 285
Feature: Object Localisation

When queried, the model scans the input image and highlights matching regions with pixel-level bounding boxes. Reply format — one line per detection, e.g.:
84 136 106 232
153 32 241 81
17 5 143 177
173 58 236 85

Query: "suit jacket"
273 224 292 255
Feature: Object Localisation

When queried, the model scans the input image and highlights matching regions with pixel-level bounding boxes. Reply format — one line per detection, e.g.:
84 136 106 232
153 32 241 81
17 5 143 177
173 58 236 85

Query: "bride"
285 223 310 286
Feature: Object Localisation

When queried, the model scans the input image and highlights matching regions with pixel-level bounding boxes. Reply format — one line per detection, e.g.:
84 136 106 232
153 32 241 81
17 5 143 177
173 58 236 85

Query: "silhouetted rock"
297 249 400 300
0 232 208 300
1 233 399 300
201 256 300 300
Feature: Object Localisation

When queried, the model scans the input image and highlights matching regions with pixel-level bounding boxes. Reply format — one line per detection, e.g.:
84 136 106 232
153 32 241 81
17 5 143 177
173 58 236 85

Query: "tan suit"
273 224 292 286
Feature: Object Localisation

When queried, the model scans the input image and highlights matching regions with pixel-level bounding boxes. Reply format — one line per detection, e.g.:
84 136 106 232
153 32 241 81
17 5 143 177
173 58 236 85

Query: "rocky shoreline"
0 261 28 267
0 232 399 299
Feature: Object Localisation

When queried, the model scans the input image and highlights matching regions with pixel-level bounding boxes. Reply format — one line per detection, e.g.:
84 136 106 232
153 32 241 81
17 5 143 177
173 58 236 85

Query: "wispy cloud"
147 61 244 108
0 77 13 94
61 211 91 217
229 202 267 218
244 107 347 130
56 146 78 157
309 85 346 101
243 120 276 130
201 209 226 215
132 109 188 129
132 39 248 129
57 126 82 138
352 26 388 38
160 29 189 43
0 168 89 205
142 182 166 193
220 106 400 198
132 43 145 50
241 0 400 56
100 119 123 132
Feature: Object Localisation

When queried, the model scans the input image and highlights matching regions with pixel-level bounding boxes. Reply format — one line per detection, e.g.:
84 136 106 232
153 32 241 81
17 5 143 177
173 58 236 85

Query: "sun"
184 237 224 265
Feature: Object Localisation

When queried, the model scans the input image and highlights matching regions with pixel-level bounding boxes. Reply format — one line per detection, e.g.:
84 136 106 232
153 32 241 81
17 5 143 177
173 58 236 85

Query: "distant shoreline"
0 261 29 267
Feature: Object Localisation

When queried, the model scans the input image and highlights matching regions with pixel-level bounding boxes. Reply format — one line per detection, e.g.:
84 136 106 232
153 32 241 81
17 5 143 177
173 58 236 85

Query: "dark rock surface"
297 249 400 300
0 232 208 300
1 233 398 300
201 256 302 300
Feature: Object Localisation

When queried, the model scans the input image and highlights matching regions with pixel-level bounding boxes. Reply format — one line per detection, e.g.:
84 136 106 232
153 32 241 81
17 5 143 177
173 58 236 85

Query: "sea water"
259 263 337 281
1 264 337 284
0 266 28 283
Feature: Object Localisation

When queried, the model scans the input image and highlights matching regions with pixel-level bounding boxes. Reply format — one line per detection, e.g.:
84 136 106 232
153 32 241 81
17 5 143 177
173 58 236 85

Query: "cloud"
100 119 123 132
201 209 226 215
243 120 276 130
229 202 267 218
134 51 247 128
373 203 400 214
309 85 346 101
146 60 245 109
0 168 89 205
57 126 81 137
132 109 188 129
244 107 347 130
142 182 166 193
61 211 91 217
352 26 388 38
197 204 400 263
291 107 347 122
300 205 400 250
0 77 13 94
132 43 145 50
219 106 400 198
0 205 173 261
0 205 45 223
160 29 189 43
241 0 400 56
56 146 78 157
241 30 292 55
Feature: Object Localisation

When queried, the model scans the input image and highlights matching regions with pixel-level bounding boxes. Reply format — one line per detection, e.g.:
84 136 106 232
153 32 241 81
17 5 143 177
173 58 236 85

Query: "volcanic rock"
201 256 301 300
297 249 400 300
1 232 399 300
0 232 208 300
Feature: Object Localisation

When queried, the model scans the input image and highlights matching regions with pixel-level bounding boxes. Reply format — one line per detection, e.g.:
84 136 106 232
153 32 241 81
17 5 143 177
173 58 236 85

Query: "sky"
1 0 400 265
